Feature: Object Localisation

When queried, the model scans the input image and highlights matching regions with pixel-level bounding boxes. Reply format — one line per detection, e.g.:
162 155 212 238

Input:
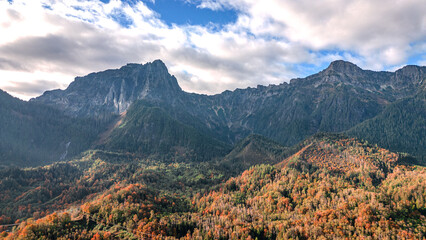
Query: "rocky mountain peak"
120 59 167 72
33 60 182 116
151 59 168 69
325 60 362 73
395 65 425 80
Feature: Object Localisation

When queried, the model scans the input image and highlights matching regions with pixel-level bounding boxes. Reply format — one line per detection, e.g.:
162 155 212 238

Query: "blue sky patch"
145 0 237 27
407 54 425 66
101 0 238 27
110 8 134 28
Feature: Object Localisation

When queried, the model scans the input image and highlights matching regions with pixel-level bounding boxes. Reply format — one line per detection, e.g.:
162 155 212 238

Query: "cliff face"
33 60 182 116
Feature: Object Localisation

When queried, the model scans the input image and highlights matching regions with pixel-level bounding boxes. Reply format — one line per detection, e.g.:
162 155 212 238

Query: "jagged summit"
34 60 182 116
325 60 362 73
121 59 168 71
394 64 426 83
151 59 168 68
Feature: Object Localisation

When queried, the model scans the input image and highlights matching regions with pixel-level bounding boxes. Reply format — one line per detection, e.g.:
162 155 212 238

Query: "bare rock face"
33 60 182 116
324 60 363 74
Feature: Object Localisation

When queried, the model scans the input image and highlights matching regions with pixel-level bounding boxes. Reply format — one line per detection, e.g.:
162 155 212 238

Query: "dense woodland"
0 90 114 168
348 90 426 163
2 134 425 239
103 101 231 162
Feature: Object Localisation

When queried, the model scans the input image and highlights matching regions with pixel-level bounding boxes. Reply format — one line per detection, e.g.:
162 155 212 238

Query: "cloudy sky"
0 0 425 100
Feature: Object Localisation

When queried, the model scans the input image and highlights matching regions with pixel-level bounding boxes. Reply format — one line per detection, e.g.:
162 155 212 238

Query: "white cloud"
199 0 426 65
0 69 71 100
0 0 424 100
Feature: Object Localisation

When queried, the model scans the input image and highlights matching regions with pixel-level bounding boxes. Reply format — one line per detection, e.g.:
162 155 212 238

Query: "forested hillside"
102 101 231 162
0 90 113 167
348 89 426 163
2 134 425 239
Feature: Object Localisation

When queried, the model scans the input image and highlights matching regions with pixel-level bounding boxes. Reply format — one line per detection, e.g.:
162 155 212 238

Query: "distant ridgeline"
0 59 424 167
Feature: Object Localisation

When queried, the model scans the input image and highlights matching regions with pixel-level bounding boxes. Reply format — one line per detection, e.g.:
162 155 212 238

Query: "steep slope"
220 134 299 173
277 133 404 175
0 90 113 168
102 101 231 161
347 89 426 163
33 60 182 117
199 61 425 146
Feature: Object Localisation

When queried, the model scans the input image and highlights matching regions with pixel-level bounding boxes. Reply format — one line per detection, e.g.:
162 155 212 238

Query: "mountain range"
0 59 424 167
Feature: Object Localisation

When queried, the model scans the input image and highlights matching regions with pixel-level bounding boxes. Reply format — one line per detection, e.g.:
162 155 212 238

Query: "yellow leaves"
81 203 94 214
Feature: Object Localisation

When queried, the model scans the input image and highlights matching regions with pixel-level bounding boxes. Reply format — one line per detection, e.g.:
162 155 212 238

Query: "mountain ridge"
1 59 423 167
32 60 425 118
33 59 182 116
